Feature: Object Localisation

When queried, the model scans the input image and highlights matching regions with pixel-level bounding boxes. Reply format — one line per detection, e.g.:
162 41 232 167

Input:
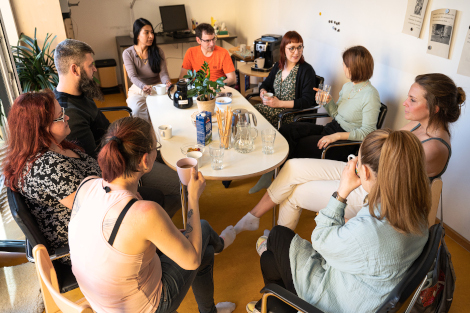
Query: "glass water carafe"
234 122 258 153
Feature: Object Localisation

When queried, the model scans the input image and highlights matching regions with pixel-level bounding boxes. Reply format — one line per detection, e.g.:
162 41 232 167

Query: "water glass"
316 83 332 105
209 141 224 170
261 129 276 154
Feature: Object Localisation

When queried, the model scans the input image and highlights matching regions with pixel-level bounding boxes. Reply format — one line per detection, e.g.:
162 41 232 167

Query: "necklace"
348 81 370 99
135 46 148 64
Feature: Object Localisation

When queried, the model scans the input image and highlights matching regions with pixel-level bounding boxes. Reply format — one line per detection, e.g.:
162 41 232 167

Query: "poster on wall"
426 9 456 59
457 26 470 77
402 0 429 37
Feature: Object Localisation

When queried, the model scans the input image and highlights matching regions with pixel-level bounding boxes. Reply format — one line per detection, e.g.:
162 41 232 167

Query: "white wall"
9 0 66 49
72 0 470 240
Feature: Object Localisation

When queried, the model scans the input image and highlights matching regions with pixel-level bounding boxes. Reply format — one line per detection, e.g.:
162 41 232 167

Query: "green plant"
184 61 225 100
11 28 58 92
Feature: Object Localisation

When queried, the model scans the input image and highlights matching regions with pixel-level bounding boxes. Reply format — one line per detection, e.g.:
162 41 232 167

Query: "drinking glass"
321 84 332 106
316 83 324 105
261 129 276 154
209 141 224 170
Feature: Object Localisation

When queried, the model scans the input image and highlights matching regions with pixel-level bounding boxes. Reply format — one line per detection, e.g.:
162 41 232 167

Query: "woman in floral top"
4 89 101 264
254 31 316 127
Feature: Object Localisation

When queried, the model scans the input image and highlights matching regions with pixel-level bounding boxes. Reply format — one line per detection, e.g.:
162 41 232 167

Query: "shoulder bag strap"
72 177 98 208
108 198 138 246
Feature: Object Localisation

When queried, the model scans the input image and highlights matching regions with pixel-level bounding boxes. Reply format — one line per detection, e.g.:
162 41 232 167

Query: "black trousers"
279 119 357 161
255 225 298 313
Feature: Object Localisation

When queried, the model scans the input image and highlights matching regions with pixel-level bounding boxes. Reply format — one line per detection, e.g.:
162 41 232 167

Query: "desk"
146 86 288 181
116 35 238 85
237 62 270 97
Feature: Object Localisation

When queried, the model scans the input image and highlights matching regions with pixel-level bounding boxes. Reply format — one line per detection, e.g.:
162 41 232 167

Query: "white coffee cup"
239 44 246 53
187 151 203 166
158 125 172 140
153 84 166 95
254 57 265 69
264 92 274 99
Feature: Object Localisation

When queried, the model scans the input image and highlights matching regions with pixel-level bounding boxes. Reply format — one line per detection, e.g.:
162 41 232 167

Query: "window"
0 8 24 252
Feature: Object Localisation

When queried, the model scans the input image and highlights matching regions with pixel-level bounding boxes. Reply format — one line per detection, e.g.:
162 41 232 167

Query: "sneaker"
246 301 260 313
256 235 268 256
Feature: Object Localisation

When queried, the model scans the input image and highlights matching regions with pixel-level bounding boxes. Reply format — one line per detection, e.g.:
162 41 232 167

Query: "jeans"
255 225 298 313
155 220 224 313
141 159 181 218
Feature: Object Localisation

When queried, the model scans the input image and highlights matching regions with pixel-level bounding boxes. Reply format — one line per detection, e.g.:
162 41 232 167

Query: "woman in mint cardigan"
246 129 431 313
279 45 381 161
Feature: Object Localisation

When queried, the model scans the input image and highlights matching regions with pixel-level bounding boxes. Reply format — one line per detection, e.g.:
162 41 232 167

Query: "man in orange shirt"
179 23 236 85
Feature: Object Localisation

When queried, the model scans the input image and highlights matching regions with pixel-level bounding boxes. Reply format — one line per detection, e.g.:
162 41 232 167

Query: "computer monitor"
159 5 189 35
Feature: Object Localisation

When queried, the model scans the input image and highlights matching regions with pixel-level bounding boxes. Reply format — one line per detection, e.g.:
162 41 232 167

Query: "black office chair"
259 223 443 313
245 75 325 130
293 103 388 161
7 188 78 293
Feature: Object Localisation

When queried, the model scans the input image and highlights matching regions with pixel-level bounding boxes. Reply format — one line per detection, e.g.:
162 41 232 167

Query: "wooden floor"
2 90 469 313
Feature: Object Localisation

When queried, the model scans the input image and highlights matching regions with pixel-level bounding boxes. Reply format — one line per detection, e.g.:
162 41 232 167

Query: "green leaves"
11 28 59 92
185 61 226 100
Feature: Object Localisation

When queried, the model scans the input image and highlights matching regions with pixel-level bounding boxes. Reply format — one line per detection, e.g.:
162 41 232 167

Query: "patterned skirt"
253 103 294 128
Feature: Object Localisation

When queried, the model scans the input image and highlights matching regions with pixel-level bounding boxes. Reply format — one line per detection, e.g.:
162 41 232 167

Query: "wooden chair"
33 244 94 313
428 177 443 227
123 64 129 98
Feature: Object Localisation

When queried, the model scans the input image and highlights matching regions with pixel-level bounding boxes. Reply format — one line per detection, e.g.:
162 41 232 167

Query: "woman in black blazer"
254 31 316 127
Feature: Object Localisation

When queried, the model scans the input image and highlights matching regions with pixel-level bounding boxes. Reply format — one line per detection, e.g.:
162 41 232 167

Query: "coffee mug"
264 92 274 99
153 84 166 95
254 57 265 69
176 157 198 185
158 125 172 140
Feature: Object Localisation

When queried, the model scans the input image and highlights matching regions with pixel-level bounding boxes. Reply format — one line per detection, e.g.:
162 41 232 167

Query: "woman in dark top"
3 89 101 263
254 31 316 127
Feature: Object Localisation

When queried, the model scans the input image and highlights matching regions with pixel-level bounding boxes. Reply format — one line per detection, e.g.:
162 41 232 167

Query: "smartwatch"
332 191 347 204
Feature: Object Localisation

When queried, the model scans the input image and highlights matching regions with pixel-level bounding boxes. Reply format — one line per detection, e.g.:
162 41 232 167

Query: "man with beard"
179 23 236 85
54 39 181 217
54 39 107 158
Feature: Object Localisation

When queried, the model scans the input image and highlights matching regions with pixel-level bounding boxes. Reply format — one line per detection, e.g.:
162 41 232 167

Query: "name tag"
179 100 189 104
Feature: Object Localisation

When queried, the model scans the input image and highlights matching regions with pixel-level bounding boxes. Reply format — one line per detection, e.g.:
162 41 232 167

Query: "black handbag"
411 192 456 313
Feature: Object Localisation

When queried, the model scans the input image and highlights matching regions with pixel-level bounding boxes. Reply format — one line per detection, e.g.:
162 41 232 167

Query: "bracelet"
332 191 347 204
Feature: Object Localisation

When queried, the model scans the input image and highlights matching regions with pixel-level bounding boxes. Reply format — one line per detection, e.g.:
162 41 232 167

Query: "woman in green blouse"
279 45 381 161
253 31 316 127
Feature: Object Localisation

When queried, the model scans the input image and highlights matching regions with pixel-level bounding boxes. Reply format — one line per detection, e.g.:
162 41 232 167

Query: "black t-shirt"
54 89 110 158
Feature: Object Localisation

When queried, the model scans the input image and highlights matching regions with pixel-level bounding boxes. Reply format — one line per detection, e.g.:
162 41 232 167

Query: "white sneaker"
246 301 260 313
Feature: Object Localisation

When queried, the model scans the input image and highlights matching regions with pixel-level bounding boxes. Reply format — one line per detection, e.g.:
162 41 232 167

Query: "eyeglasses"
53 107 66 123
287 45 304 52
200 36 217 43
355 161 360 178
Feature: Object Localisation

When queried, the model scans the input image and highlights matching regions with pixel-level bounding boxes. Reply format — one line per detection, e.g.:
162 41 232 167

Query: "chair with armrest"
428 178 443 227
7 187 78 293
33 244 94 313
293 103 388 161
259 223 443 313
245 75 325 130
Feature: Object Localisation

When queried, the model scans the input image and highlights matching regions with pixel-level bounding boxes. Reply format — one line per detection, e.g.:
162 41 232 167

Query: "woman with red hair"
254 30 316 127
3 89 101 263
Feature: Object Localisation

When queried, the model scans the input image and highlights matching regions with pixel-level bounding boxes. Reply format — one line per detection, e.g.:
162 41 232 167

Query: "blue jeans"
155 220 224 313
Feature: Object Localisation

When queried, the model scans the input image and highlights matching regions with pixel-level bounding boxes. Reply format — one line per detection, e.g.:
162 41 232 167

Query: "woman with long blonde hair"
246 129 431 313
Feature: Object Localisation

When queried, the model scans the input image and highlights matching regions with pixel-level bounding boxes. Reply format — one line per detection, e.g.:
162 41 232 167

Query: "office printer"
252 34 282 72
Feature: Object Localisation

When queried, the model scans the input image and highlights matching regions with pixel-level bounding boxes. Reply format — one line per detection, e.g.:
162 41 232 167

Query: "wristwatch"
332 191 347 204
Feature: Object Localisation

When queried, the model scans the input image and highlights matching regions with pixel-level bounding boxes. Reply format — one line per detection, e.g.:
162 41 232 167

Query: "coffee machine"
252 34 282 72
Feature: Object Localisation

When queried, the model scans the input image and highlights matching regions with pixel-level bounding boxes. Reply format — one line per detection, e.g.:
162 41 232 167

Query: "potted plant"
184 61 225 113
11 28 59 92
